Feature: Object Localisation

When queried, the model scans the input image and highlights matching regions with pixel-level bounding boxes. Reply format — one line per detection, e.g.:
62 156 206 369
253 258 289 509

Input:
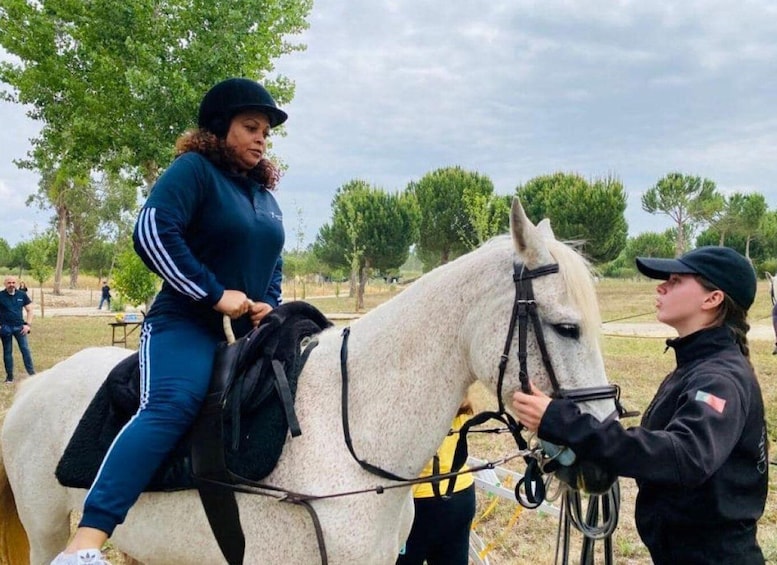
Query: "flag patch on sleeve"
695 390 726 414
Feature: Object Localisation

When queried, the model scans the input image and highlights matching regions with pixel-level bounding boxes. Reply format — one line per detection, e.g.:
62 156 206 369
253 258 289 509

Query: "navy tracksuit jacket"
80 151 284 535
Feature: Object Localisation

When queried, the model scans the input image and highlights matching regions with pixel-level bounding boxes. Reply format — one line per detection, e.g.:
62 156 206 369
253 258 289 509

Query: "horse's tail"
0 413 31 565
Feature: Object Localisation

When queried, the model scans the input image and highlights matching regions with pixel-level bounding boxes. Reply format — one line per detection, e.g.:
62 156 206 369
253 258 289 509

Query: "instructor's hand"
214 290 251 319
512 382 552 432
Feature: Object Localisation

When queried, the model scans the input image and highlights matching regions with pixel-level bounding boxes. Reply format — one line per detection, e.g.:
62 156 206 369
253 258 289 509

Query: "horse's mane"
546 238 601 340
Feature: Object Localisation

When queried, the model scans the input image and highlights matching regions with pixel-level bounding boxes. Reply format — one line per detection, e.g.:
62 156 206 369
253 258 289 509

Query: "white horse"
1 199 616 565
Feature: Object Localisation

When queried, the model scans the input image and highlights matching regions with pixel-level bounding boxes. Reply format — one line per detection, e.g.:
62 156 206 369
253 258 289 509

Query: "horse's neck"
340 263 481 477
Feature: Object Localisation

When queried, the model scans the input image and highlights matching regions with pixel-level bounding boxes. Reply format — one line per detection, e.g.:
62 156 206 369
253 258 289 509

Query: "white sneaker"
51 549 111 565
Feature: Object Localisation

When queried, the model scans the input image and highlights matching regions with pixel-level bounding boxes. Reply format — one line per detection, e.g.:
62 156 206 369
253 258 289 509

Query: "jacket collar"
665 325 736 367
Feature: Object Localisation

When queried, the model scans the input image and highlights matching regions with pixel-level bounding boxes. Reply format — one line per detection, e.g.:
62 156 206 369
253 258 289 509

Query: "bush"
112 249 159 311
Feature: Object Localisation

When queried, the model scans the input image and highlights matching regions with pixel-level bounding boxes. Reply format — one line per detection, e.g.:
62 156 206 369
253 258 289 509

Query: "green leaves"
314 179 419 309
112 247 158 310
516 172 628 263
0 0 313 183
409 166 499 268
641 172 721 255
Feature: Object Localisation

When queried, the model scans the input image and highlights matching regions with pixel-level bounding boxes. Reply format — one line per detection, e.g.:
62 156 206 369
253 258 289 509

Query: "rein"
214 258 627 564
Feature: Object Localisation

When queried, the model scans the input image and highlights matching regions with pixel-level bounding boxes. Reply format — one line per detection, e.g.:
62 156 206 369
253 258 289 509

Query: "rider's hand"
512 382 552 432
213 290 251 319
248 301 274 327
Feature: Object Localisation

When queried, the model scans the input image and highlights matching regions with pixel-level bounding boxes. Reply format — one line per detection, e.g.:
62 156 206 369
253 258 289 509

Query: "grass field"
1 278 776 564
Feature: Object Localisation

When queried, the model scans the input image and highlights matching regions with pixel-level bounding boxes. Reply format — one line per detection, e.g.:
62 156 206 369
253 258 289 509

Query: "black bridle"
451 261 627 509
509 261 626 406
341 259 629 505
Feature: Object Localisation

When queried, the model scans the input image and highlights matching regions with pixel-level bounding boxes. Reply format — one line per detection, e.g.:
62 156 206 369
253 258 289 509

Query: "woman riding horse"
51 78 288 565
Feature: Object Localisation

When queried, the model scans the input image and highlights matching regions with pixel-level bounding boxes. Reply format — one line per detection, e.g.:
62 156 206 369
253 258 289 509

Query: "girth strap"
191 340 246 565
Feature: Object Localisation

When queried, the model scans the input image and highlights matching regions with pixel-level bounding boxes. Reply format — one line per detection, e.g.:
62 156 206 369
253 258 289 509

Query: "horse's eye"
554 323 580 339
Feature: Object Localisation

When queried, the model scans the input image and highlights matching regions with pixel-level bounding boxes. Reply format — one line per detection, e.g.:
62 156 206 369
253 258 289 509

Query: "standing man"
98 281 112 311
0 275 35 383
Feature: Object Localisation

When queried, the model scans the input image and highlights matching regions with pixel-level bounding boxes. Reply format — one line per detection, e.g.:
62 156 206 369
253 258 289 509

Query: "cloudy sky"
2 0 777 248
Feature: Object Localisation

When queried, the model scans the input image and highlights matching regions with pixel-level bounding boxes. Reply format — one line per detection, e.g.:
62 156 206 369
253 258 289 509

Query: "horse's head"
465 198 617 494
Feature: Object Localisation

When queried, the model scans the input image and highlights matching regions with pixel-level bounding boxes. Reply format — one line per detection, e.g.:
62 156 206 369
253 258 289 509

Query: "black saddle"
55 301 332 492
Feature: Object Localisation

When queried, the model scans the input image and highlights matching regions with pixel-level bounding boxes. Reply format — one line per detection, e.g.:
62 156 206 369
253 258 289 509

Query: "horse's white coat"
1 200 612 564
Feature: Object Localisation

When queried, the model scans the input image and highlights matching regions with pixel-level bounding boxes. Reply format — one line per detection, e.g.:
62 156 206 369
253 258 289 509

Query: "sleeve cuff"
203 286 225 308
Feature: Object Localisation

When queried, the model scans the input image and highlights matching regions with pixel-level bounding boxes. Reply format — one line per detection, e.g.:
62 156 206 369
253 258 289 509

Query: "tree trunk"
674 219 685 257
38 284 45 318
53 206 67 295
349 270 356 298
69 241 81 289
356 267 366 311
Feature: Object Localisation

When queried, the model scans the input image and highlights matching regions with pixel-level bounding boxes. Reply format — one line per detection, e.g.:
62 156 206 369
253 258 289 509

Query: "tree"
0 238 10 267
516 172 628 263
408 167 492 269
730 192 767 259
641 172 721 256
1 1 312 296
283 249 320 301
601 230 675 278
112 248 159 311
7 240 31 277
25 164 91 294
0 0 312 189
314 180 419 310
26 231 56 317
460 187 510 248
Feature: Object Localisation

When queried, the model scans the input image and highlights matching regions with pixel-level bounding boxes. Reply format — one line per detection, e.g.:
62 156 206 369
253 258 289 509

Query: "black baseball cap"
635 246 756 309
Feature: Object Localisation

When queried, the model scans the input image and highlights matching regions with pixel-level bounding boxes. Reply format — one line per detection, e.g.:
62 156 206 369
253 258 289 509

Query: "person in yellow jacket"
397 398 476 565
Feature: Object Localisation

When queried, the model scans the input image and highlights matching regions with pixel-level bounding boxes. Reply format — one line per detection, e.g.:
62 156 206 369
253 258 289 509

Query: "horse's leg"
20 484 75 565
2 432 72 564
0 445 31 565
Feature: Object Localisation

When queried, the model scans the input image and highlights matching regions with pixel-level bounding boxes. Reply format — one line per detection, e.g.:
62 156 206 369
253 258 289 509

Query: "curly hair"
174 129 281 190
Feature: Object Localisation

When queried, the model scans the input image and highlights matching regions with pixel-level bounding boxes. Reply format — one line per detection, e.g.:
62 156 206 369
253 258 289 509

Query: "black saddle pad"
55 301 332 492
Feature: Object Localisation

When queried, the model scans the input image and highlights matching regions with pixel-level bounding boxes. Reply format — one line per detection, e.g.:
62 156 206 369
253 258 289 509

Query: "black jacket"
538 325 768 564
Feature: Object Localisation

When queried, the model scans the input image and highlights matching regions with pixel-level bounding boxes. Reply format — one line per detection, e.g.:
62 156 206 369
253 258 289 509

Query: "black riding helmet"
197 78 288 137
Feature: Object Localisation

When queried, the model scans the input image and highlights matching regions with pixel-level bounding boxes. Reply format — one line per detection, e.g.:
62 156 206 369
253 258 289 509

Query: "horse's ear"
510 197 555 268
537 218 556 240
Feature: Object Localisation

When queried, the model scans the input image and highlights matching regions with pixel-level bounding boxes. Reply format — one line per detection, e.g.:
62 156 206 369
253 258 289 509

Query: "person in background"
513 246 768 565
51 77 287 565
397 397 476 565
97 281 112 311
0 275 35 383
17 280 28 293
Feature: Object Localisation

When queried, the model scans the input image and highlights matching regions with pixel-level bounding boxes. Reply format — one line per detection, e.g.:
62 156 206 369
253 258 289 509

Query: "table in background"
109 321 142 347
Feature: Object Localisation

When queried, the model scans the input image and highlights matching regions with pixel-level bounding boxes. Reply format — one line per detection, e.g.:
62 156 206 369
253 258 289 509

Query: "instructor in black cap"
513 246 768 564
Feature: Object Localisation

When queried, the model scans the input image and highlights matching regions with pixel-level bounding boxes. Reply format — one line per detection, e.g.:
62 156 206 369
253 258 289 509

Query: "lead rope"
554 481 620 565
